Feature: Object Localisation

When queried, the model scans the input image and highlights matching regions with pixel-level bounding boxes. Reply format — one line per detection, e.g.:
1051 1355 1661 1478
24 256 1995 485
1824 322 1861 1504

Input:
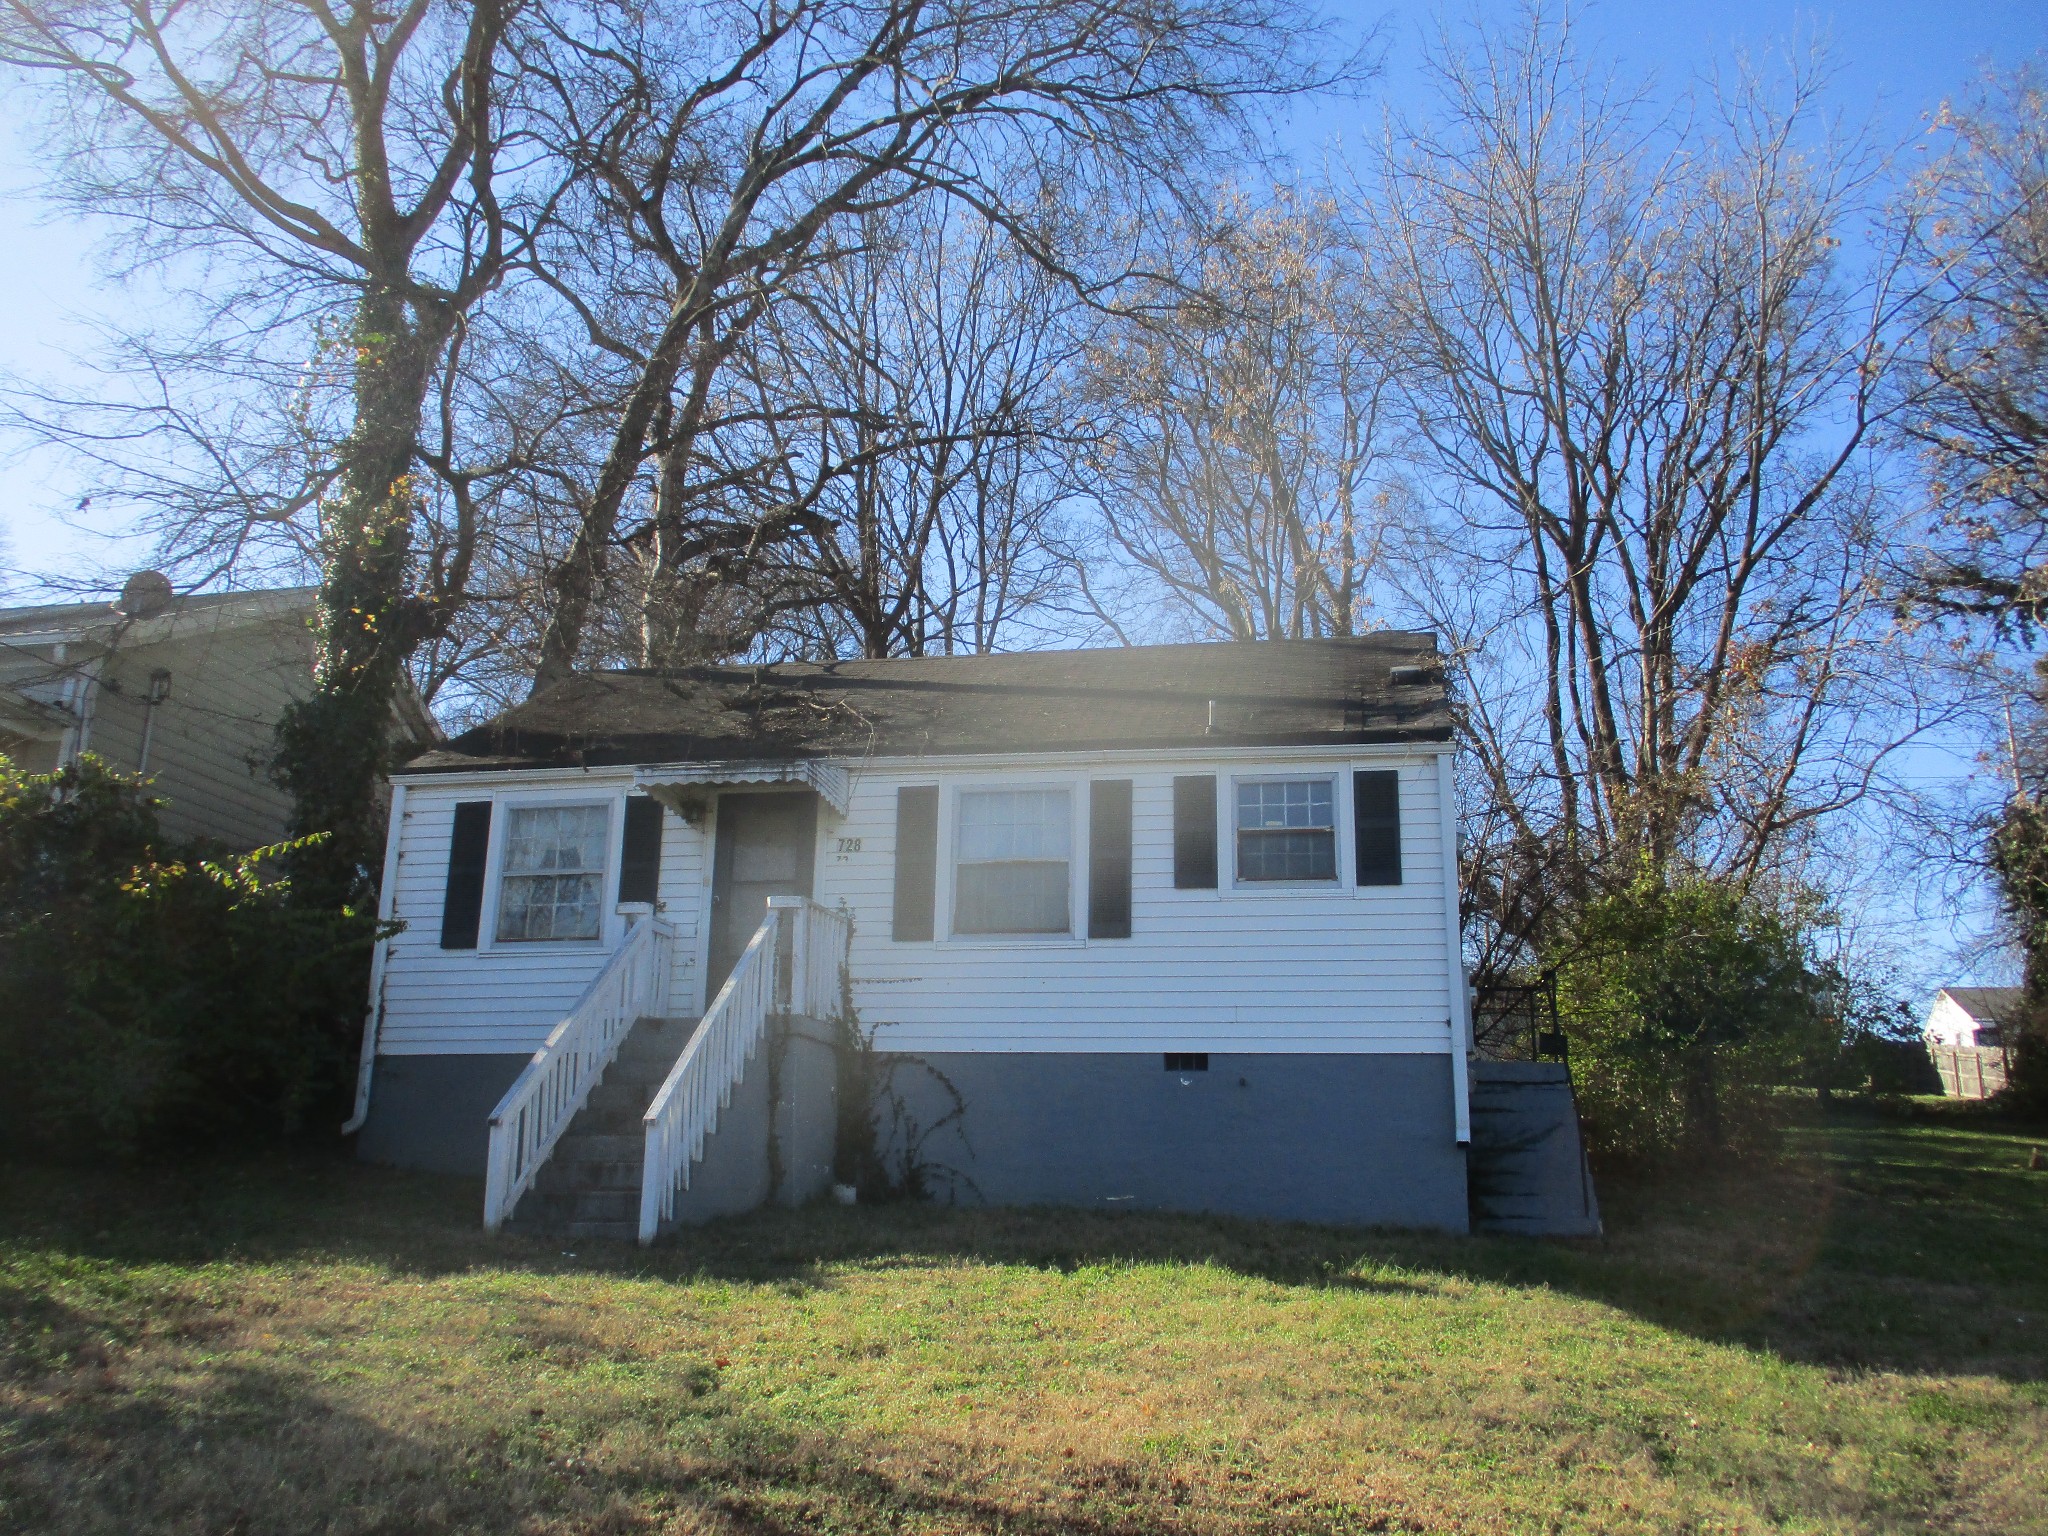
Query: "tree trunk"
274 290 437 909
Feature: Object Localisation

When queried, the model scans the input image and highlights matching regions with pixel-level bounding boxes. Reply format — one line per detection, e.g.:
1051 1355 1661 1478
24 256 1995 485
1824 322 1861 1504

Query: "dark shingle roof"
1940 986 2021 1024
405 635 1452 773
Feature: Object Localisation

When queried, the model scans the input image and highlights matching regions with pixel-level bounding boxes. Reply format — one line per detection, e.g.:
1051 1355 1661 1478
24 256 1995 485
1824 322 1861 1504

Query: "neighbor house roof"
0 581 442 751
0 585 317 645
1937 986 2021 1024
405 634 1453 773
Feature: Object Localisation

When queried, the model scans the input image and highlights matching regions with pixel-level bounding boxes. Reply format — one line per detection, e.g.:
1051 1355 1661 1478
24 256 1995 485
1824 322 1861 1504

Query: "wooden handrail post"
768 895 806 1014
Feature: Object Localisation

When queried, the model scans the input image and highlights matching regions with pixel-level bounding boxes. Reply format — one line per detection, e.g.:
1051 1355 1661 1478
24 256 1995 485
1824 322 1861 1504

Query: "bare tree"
1079 189 1392 641
1897 61 2048 634
1353 11 1947 963
1073 191 1392 643
726 203 1081 659
0 0 545 899
519 0 1349 689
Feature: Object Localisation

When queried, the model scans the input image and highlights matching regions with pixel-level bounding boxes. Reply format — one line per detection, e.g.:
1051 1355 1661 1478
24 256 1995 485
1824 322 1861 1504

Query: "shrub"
1799 960 1940 1100
0 754 382 1159
1555 869 1829 1160
1988 791 2048 1115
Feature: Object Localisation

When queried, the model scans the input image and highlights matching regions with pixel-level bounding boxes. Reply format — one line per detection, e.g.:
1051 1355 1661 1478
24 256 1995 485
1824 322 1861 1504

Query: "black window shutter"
618 796 664 904
1088 779 1133 939
1354 770 1402 886
1172 774 1218 889
439 800 492 949
892 785 939 941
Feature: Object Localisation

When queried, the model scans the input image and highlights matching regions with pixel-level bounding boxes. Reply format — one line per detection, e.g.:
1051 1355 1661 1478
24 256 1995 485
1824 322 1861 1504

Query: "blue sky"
4 0 2041 586
0 0 2042 991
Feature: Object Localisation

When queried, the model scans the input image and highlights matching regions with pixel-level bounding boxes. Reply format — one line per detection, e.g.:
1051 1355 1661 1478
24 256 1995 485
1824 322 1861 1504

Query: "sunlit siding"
820 750 1453 1055
375 774 709 1057
86 619 311 848
374 745 1456 1060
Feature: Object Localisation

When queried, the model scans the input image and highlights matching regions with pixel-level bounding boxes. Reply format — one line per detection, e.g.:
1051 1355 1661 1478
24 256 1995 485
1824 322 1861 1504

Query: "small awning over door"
634 758 850 818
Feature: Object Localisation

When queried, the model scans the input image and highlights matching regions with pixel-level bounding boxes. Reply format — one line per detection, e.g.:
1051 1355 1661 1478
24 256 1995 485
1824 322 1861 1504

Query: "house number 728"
835 837 863 858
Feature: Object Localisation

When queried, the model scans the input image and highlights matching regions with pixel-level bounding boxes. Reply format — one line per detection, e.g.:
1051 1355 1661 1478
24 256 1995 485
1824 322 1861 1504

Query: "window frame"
1230 772 1345 889
943 779 1083 943
481 793 623 950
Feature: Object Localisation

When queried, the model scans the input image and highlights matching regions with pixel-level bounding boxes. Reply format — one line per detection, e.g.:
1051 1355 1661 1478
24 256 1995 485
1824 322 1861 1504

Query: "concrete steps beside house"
503 1016 700 1243
1467 1060 1602 1238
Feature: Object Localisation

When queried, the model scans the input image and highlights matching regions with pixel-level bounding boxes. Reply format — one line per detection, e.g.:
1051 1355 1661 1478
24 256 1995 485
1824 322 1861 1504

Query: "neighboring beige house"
1922 986 2019 1100
0 572 434 849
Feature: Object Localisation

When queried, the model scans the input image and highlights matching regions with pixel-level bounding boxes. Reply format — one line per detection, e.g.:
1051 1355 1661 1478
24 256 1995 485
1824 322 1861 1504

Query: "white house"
0 572 436 849
1923 986 2018 1050
351 636 1512 1236
1923 986 2018 1100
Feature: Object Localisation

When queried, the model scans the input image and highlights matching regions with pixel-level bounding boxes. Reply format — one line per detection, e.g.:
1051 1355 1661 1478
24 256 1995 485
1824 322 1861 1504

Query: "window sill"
941 933 1088 948
481 936 608 953
1229 879 1347 893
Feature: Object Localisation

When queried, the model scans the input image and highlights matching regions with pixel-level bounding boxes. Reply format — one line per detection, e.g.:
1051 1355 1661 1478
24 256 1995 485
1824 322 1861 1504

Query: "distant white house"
0 572 436 849
1923 987 2018 1050
1922 986 2018 1100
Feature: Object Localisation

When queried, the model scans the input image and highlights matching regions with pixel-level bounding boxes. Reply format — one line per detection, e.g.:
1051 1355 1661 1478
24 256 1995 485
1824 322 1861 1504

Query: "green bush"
1555 869 1830 1160
0 754 382 1159
1988 791 2048 1115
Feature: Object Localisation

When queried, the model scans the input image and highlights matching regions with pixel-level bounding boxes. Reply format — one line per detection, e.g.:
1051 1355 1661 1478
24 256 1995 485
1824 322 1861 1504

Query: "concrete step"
566 1188 639 1223
556 1105 632 1134
508 1214 639 1243
502 1013 703 1240
618 1016 700 1068
586 1078 658 1116
557 1217 639 1242
1467 1060 1602 1238
539 1157 644 1190
555 1131 641 1162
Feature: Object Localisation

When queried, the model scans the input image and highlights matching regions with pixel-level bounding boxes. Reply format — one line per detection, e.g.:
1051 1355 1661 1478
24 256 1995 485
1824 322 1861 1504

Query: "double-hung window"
954 787 1072 934
1236 778 1337 882
495 803 610 942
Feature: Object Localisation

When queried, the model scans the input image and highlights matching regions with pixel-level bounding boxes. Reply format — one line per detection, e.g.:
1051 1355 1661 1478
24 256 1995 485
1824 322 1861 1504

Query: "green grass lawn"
1 1105 2044 1535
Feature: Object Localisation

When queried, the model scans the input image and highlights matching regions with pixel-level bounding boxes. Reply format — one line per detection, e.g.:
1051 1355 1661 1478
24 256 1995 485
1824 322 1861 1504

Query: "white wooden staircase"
483 897 850 1245
501 1016 697 1240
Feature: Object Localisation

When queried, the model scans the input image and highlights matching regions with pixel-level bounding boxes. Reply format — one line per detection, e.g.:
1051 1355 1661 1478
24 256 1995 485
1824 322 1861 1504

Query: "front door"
707 792 818 998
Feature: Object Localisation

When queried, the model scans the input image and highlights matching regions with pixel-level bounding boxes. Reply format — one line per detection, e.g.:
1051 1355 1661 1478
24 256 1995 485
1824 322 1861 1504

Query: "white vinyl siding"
374 775 708 1056
374 746 1454 1059
827 750 1452 1055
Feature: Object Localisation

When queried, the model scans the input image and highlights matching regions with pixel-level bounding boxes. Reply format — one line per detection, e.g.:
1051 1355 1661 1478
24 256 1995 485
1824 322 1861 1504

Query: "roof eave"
399 724 1455 775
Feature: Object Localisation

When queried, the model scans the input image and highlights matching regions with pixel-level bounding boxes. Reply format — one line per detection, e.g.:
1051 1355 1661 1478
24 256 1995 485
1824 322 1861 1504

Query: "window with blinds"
954 787 1073 934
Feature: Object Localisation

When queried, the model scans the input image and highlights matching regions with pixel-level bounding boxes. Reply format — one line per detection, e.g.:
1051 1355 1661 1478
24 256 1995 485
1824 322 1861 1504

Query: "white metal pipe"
1436 750 1472 1145
342 781 408 1136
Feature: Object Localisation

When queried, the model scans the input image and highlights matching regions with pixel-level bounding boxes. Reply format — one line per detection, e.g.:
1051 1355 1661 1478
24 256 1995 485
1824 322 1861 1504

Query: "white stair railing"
639 897 850 1244
483 918 675 1231
780 893 852 1021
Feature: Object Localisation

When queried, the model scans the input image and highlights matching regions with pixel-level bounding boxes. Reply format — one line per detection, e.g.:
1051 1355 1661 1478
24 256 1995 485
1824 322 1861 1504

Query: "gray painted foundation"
875 1051 1470 1233
358 1044 1468 1234
356 1052 529 1176
661 1016 840 1230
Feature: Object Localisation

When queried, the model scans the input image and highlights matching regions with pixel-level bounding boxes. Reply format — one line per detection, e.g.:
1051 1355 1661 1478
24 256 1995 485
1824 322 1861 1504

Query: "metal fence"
1472 972 1571 1064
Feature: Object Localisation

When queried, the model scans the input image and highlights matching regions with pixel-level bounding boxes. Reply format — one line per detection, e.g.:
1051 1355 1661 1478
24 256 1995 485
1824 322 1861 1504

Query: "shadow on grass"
0 1287 1363 1536
4 1100 2046 1384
